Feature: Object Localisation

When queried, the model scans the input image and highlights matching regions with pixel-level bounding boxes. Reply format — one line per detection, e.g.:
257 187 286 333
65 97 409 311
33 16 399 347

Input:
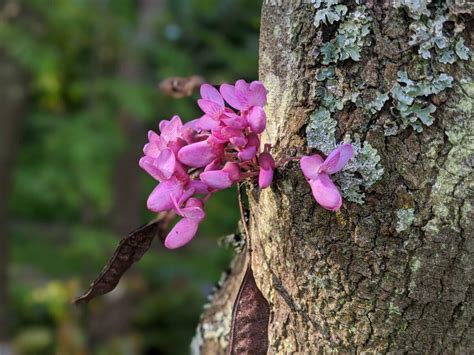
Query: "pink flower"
200 162 241 190
139 148 176 181
246 106 266 134
140 116 186 181
140 80 278 249
300 144 353 211
165 197 206 249
258 152 274 189
147 177 185 212
220 80 267 111
177 140 217 168
237 133 259 161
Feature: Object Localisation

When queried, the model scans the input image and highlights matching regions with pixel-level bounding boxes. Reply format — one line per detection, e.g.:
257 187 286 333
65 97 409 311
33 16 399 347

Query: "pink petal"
186 180 209 194
222 114 247 129
200 170 232 190
222 162 241 181
247 106 267 133
177 140 216 168
198 99 224 119
143 142 160 158
147 178 184 212
200 84 224 107
238 145 257 161
300 155 324 180
234 80 252 110
160 115 183 142
220 83 246 110
148 130 160 142
248 81 267 107
180 205 205 220
159 121 168 133
309 173 343 211
204 159 221 172
247 132 260 148
259 168 273 189
167 139 186 156
197 114 221 130
183 119 200 130
229 136 247 148
321 144 354 174
258 152 274 189
173 161 191 184
222 127 243 139
185 197 204 209
247 106 266 133
259 152 275 170
164 218 199 249
139 156 167 181
177 187 195 207
155 148 176 180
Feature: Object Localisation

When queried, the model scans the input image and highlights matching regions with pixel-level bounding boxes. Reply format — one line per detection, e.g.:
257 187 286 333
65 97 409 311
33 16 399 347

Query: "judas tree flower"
246 106 266 134
140 80 350 250
220 80 267 111
139 116 186 181
258 152 275 189
164 197 206 249
147 177 185 212
197 84 226 130
200 162 241 190
300 144 353 211
177 139 218 168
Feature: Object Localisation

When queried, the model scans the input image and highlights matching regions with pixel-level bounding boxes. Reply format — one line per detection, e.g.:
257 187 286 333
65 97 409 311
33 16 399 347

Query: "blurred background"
0 0 261 353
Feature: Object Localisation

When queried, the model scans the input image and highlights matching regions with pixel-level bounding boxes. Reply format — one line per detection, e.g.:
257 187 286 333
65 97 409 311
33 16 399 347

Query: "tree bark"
0 50 27 340
195 2 473 353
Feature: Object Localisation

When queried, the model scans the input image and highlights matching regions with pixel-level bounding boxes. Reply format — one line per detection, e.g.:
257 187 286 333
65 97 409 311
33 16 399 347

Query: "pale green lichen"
315 66 335 81
455 38 470 60
386 71 453 135
396 208 415 232
306 108 336 155
400 1 471 64
394 0 431 20
410 257 421 273
367 92 389 114
312 0 347 29
317 6 372 64
337 135 384 204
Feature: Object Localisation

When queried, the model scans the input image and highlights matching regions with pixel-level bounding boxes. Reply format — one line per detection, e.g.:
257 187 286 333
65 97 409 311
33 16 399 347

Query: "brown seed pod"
158 75 205 98
228 265 270 355
73 212 174 304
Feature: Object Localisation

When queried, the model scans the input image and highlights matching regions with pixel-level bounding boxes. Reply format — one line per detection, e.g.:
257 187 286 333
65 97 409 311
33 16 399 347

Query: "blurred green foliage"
1 0 261 353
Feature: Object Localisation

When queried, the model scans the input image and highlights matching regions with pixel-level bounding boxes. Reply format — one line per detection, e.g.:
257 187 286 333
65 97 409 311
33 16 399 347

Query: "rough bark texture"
195 2 473 353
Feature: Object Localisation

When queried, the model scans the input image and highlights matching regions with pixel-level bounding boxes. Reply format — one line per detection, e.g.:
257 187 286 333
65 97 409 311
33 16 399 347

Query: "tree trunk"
194 2 473 354
0 50 27 340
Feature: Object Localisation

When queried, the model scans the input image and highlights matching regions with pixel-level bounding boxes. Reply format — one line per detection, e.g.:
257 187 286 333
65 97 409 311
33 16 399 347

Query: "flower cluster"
140 80 274 249
140 80 354 249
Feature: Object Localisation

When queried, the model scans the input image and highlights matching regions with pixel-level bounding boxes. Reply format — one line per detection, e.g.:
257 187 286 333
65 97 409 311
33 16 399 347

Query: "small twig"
237 183 252 255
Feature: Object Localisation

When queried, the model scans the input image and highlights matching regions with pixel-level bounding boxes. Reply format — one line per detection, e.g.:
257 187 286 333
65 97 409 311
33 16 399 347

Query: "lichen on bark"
195 1 474 353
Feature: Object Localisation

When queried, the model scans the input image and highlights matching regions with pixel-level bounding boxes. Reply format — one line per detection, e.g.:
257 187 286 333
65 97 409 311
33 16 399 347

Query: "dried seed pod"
158 75 205 98
228 265 270 355
73 212 173 304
